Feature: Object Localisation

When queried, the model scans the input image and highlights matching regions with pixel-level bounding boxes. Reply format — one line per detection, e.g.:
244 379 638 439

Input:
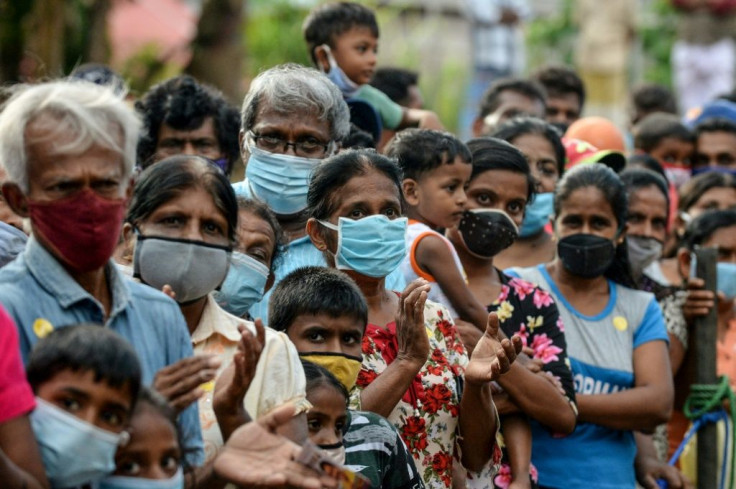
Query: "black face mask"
457 209 519 258
557 233 616 278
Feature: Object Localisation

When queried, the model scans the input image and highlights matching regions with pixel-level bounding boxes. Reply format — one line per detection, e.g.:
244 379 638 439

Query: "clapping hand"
464 312 522 386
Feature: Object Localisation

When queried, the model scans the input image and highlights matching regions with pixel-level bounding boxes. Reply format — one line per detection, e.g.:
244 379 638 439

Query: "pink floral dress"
488 272 576 489
356 299 501 489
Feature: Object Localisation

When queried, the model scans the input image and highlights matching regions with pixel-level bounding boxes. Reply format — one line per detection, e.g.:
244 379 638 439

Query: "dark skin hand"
634 432 693 489
154 354 221 413
214 404 338 489
213 321 266 442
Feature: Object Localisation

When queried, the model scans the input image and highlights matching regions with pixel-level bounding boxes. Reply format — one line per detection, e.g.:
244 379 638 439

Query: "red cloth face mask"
28 188 126 273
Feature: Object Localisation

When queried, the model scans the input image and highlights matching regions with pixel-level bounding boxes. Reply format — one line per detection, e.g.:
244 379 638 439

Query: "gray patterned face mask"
626 235 662 277
133 233 231 303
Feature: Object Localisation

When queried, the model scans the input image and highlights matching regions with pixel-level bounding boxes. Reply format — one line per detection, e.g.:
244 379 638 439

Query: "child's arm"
398 108 444 131
501 414 532 489
414 234 489 330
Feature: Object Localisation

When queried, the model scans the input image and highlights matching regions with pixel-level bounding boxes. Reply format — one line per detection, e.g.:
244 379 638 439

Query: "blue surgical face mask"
245 137 324 216
319 216 408 278
520 192 554 238
213 252 270 317
718 262 736 299
31 397 126 488
99 468 184 489
319 44 361 98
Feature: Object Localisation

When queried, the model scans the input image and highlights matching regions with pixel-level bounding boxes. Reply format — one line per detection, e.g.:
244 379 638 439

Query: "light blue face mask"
213 252 270 317
98 467 184 489
244 139 323 216
520 192 554 238
319 215 408 278
31 397 125 488
319 44 361 98
718 262 736 299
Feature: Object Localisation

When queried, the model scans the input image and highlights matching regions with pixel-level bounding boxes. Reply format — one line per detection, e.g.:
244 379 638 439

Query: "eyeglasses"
248 131 332 158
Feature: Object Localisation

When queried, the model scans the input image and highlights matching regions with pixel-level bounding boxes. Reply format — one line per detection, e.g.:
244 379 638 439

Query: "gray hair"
0 80 140 192
241 63 350 143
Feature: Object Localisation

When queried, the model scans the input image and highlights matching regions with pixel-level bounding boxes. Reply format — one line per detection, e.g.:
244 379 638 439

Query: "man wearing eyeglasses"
233 63 405 324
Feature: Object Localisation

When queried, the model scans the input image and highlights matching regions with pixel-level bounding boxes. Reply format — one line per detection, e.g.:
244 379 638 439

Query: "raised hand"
464 312 522 386
214 404 338 489
214 320 266 441
395 279 432 367
154 355 221 413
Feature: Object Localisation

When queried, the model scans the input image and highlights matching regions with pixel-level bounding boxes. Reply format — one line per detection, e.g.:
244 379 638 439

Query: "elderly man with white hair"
231 64 405 324
0 81 205 466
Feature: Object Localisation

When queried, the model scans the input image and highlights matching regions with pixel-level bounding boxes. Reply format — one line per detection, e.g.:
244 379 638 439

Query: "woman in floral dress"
447 138 577 489
304 149 522 489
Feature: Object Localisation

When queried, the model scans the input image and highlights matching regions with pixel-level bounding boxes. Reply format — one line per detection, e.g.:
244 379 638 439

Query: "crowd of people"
0 2 735 489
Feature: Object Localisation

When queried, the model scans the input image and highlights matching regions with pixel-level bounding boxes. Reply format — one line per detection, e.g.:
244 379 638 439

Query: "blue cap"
684 99 736 128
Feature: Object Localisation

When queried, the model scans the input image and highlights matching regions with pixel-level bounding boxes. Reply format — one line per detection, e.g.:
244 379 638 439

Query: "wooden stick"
693 247 718 489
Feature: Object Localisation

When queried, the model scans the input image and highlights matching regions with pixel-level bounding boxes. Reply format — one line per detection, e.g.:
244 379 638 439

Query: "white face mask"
319 441 346 465
626 235 663 278
31 397 127 488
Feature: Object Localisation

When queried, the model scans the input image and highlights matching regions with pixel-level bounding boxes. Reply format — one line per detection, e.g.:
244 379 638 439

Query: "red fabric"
28 189 126 273
364 321 426 407
0 306 35 423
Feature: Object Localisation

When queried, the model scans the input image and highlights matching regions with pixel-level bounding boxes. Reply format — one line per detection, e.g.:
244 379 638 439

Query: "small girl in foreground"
99 387 184 489
301 360 349 465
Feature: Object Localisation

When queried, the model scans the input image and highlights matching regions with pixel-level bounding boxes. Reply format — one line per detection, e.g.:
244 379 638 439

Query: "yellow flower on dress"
496 301 514 323
526 315 543 331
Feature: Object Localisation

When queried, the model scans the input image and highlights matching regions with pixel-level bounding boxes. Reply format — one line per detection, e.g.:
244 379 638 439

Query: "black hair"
303 2 379 65
369 68 419 106
384 129 471 181
631 83 677 124
269 266 368 335
554 164 636 287
491 116 566 177
307 148 403 221
135 75 241 174
680 209 736 251
678 171 736 213
27 324 142 403
532 65 585 109
465 137 537 203
129 386 191 473
477 78 547 119
633 113 694 152
343 124 376 150
301 359 349 405
694 117 736 138
236 197 285 271
620 168 671 220
126 155 238 243
626 154 667 181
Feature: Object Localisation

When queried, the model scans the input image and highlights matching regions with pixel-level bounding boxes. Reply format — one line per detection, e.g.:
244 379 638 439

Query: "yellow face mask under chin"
299 352 363 391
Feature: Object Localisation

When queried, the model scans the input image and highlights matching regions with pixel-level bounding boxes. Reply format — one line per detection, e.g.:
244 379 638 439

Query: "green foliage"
638 0 678 86
244 0 313 78
526 0 576 68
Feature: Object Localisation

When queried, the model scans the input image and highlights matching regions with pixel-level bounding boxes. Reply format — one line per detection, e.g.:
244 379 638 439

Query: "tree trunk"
185 0 245 103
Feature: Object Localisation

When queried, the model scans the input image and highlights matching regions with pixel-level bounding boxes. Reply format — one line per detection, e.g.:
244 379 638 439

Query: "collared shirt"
0 237 205 465
193 295 309 464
